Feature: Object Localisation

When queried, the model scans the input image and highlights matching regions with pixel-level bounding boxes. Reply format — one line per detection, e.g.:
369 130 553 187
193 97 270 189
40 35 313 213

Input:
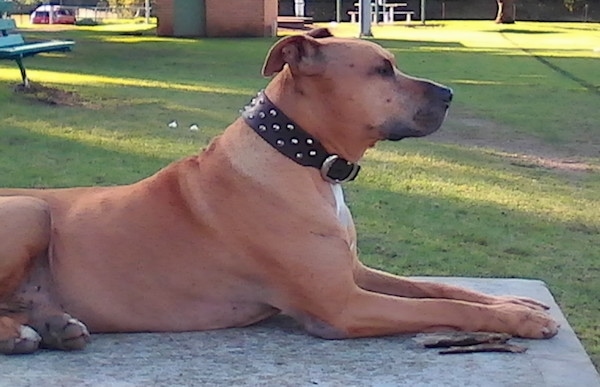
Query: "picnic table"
383 2 414 23
350 1 414 24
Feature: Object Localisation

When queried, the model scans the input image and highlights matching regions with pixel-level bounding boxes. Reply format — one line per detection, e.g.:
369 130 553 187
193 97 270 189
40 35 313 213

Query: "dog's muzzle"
383 82 453 141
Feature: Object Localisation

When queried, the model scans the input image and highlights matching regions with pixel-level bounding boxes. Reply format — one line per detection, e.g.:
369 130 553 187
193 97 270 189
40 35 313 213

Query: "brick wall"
155 0 174 36
156 0 277 37
205 0 277 37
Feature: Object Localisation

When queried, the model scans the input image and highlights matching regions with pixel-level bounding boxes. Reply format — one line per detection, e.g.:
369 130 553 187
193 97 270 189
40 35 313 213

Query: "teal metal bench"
0 18 75 87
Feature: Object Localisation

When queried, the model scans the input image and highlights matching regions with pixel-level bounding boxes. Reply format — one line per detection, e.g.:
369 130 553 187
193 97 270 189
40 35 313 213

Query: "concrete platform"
1 278 598 387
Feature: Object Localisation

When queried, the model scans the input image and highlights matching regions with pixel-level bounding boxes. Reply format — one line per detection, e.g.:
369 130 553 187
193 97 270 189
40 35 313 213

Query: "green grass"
1 21 599 368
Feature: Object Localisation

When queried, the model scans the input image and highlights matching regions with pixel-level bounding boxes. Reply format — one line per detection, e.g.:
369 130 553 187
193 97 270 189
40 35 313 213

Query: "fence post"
359 0 372 37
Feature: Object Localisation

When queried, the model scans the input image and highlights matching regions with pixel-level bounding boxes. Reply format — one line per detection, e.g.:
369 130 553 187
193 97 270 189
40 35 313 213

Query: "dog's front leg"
353 264 549 311
293 287 558 340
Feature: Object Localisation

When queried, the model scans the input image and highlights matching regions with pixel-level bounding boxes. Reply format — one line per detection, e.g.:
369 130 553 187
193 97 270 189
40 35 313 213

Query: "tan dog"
0 29 558 354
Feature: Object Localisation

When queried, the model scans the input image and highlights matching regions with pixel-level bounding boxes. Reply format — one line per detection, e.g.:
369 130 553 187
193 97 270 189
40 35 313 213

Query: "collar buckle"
320 155 361 184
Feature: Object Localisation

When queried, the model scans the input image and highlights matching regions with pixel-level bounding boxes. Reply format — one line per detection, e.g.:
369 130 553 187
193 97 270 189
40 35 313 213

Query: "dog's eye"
376 60 395 77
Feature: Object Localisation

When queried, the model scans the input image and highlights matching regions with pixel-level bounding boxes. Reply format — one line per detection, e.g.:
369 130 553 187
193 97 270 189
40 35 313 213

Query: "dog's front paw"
39 313 91 351
495 305 559 339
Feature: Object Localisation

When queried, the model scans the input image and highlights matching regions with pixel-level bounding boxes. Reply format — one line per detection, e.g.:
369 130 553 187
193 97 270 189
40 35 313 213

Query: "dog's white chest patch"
330 183 347 222
330 183 356 252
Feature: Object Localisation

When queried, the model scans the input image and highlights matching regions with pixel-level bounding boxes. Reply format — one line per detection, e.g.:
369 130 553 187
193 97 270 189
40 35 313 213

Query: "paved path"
1 278 598 386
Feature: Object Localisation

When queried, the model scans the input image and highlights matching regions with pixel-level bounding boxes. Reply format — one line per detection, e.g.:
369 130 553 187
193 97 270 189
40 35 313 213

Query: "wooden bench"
0 18 75 87
276 16 314 30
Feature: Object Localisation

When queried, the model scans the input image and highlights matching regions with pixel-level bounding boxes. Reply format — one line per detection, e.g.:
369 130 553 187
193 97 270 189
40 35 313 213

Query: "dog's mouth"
413 105 449 133
380 104 449 142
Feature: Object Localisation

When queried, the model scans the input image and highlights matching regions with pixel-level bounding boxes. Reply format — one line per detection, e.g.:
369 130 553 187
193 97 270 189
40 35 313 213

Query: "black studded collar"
241 91 360 184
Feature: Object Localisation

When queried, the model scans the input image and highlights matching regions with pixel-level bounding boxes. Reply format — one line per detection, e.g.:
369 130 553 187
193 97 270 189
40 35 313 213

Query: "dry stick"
421 332 512 348
439 343 528 355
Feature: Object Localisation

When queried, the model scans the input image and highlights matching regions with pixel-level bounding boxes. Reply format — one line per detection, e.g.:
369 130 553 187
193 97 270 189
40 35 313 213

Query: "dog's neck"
242 90 360 184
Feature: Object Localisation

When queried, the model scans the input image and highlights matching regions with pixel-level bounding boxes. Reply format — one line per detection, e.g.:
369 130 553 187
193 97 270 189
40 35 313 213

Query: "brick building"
155 0 278 37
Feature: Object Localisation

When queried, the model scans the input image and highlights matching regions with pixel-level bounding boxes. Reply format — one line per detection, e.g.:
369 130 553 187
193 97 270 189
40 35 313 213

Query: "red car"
31 7 76 25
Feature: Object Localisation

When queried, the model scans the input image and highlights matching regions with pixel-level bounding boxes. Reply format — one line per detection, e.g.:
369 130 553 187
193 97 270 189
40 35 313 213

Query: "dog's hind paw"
39 313 91 351
0 324 41 355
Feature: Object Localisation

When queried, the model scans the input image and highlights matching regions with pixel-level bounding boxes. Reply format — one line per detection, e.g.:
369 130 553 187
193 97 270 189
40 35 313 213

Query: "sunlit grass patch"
0 69 254 95
363 145 599 224
324 20 600 56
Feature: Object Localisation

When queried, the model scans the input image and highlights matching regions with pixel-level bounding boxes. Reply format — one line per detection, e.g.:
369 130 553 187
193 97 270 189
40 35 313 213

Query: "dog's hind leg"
0 196 51 354
0 196 51 298
0 315 41 354
18 261 91 352
3 272 91 353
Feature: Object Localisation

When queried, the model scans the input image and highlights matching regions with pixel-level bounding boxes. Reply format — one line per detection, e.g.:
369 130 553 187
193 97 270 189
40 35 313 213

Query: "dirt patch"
13 82 98 108
429 110 599 174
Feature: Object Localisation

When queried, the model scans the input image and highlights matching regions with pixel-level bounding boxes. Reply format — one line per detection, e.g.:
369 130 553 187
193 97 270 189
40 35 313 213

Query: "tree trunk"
495 0 515 24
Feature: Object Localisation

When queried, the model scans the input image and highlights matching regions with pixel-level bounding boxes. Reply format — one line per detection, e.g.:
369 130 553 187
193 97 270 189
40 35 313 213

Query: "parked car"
31 5 76 25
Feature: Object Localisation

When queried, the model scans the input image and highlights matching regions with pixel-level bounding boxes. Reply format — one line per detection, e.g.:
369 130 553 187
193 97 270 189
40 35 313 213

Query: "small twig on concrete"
439 343 528 354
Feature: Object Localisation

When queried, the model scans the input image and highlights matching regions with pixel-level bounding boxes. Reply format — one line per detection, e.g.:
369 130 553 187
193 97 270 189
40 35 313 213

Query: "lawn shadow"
499 32 600 96
498 28 557 34
0 126 174 188
374 38 464 49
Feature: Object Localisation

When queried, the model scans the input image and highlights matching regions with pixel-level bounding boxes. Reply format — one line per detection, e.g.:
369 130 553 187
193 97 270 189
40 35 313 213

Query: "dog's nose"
426 83 453 104
440 86 453 103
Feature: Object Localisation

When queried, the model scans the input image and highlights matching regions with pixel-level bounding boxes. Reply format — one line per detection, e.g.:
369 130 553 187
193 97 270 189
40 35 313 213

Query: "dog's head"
262 28 452 161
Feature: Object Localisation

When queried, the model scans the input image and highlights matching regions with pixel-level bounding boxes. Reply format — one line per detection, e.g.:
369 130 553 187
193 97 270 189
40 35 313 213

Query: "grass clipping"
14 82 92 108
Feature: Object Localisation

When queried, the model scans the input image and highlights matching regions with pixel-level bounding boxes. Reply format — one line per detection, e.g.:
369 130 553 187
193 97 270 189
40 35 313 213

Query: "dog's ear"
262 33 326 77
